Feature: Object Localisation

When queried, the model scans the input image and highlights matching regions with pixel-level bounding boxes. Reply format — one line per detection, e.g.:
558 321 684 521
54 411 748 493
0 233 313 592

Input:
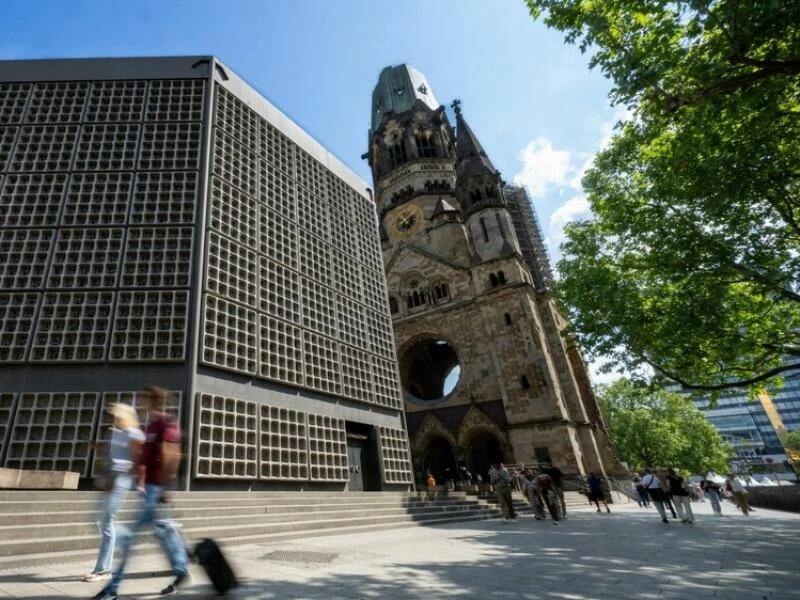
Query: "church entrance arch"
464 429 505 483
421 434 457 485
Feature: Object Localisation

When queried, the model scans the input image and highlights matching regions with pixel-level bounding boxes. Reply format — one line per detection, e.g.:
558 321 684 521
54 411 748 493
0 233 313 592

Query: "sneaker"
552 521 560 526
91 589 118 600
83 571 111 583
606 507 611 513
160 573 188 596
662 518 669 523
596 508 601 513
681 519 688 523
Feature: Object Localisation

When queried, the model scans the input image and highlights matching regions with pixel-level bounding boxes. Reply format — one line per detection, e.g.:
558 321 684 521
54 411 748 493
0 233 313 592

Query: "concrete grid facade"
0 56 412 491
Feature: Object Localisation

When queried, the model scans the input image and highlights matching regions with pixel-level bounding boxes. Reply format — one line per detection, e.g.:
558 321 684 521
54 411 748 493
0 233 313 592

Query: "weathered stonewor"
365 65 627 483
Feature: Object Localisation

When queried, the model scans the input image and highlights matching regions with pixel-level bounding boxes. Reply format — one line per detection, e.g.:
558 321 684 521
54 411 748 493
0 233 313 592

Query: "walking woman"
84 404 145 582
665 468 694 524
700 478 723 516
726 474 751 515
641 468 669 523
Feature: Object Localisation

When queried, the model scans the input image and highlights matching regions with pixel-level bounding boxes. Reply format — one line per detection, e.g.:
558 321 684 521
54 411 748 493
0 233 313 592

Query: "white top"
109 426 145 473
642 474 661 489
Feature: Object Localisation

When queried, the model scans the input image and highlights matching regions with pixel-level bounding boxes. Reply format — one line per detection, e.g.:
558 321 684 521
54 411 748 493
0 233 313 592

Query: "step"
0 505 501 558
0 499 487 526
0 507 503 571
0 494 474 513
0 490 467 501
0 502 494 540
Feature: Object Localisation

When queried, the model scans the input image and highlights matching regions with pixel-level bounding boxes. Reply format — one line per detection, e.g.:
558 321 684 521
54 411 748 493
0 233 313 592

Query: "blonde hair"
111 403 140 430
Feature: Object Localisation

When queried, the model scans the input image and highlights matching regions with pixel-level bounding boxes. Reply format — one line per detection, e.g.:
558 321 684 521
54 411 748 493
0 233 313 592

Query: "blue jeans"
706 490 722 513
93 473 133 573
106 484 188 594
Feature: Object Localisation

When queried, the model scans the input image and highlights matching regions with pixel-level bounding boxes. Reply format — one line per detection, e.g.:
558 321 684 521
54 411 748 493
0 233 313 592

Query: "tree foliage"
785 430 800 454
526 1 800 391
599 378 731 473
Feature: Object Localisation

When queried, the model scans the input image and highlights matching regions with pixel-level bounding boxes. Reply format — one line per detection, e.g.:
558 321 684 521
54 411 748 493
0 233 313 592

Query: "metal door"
347 440 364 491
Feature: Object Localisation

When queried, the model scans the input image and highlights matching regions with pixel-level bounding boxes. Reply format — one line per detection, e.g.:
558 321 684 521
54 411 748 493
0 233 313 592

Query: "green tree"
526 1 800 391
600 378 731 473
785 430 800 454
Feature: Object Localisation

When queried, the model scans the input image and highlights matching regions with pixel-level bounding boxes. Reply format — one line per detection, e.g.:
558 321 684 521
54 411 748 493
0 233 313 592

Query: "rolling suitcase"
194 538 238 596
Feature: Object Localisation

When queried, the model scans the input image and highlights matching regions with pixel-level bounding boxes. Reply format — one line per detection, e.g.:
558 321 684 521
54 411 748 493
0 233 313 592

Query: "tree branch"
731 262 800 303
667 64 800 112
647 358 800 391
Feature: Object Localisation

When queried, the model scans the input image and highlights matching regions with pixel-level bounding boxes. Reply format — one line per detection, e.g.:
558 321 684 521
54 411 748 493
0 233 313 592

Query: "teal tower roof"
371 64 439 134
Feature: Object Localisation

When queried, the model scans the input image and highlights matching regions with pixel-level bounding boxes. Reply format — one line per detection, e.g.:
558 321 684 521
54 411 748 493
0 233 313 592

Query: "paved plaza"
0 500 797 600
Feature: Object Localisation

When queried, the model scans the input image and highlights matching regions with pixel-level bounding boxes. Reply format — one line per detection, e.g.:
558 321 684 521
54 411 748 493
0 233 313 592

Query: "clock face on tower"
391 203 424 237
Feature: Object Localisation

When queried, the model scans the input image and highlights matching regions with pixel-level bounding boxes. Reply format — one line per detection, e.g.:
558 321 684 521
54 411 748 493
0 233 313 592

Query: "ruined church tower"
365 64 625 482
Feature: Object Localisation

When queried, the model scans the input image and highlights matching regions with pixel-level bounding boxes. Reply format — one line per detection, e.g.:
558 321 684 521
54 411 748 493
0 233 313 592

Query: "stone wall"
746 485 800 513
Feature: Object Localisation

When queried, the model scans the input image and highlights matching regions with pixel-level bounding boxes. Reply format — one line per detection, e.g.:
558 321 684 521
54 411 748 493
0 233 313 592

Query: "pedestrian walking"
543 463 567 519
490 462 516 522
726 474 750 515
665 468 695 523
641 468 669 523
632 472 650 507
84 404 145 583
586 472 610 513
657 467 679 519
700 479 723 515
92 386 189 600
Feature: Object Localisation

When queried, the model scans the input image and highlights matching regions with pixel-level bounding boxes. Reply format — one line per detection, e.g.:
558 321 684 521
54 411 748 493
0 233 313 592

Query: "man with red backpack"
93 386 189 600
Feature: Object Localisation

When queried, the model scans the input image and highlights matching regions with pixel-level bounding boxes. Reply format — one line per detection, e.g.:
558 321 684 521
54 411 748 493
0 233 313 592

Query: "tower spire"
454 102 497 175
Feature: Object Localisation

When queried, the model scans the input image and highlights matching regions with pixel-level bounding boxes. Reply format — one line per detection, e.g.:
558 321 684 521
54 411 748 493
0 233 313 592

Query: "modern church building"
365 65 626 482
0 56 412 491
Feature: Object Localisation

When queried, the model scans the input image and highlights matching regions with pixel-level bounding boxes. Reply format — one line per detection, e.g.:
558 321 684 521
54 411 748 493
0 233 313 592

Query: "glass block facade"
0 56 412 490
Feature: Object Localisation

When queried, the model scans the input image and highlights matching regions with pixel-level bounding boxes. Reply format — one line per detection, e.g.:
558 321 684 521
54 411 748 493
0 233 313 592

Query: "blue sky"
0 0 617 265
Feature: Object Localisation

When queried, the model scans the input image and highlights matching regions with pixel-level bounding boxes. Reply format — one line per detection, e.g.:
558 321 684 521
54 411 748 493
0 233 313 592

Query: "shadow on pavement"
4 504 798 600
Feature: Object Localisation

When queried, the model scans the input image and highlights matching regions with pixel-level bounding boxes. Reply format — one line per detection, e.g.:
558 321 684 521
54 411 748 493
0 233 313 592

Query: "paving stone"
0 501 798 599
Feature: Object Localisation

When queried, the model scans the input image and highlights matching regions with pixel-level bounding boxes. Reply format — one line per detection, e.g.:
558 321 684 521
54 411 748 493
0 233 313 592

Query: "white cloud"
549 194 591 231
513 137 573 196
547 194 592 265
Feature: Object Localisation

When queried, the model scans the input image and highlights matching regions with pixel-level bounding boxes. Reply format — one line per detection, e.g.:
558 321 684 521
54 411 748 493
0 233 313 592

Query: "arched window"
387 139 407 169
389 297 399 314
433 283 449 302
520 375 530 389
497 271 507 284
415 132 437 158
470 189 482 205
504 313 512 326
485 185 497 198
407 290 426 308
480 218 489 242
489 273 499 288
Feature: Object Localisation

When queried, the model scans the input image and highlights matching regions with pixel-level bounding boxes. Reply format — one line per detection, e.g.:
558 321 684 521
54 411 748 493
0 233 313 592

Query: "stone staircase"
476 489 592 512
0 490 507 570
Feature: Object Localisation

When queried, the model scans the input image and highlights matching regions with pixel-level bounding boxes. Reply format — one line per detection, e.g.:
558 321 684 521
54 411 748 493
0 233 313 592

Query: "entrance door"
468 432 505 482
347 439 365 491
